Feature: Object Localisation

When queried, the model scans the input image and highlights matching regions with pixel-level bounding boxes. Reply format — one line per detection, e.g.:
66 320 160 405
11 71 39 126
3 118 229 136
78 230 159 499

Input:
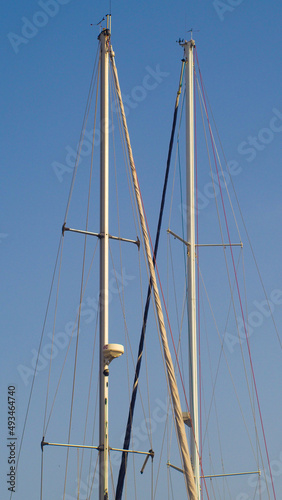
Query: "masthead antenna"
91 17 105 31
187 28 199 40
106 13 111 31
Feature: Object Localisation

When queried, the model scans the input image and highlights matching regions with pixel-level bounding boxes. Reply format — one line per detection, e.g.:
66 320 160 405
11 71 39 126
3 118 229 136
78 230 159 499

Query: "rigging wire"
82 314 99 499
43 239 99 433
42 236 65 433
195 47 276 500
168 236 188 390
241 250 262 488
62 47 101 500
77 448 80 500
64 46 99 224
110 62 141 240
10 235 63 500
87 451 99 499
198 262 269 479
62 186 89 498
195 57 282 352
77 73 101 492
86 367 99 500
194 62 204 499
168 87 185 229
42 53 100 436
193 58 271 497
195 74 252 451
153 401 171 499
78 312 99 494
195 68 269 492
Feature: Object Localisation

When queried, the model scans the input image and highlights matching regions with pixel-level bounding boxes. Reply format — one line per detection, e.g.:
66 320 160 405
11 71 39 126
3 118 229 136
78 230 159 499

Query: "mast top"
178 37 195 62
178 37 195 50
97 14 111 39
106 13 111 31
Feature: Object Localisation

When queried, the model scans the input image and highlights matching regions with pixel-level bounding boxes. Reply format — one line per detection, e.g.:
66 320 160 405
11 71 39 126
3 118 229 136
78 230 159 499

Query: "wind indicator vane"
187 28 199 40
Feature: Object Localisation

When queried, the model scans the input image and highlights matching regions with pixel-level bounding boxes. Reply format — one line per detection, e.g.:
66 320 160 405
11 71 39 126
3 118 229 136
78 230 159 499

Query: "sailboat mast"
184 38 200 498
98 17 110 500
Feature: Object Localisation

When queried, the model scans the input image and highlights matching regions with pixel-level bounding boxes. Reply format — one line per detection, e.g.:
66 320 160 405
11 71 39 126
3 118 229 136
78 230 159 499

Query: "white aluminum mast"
184 38 200 498
98 16 110 500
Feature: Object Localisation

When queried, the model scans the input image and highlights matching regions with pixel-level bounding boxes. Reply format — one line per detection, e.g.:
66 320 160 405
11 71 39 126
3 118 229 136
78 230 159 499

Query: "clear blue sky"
1 1 282 499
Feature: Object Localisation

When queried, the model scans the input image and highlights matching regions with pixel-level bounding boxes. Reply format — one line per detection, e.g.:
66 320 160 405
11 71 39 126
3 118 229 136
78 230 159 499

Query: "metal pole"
184 38 200 498
98 19 110 500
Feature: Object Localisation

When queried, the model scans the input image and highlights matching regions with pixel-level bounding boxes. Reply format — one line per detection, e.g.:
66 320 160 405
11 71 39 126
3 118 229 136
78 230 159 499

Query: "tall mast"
184 38 200 497
98 15 110 500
